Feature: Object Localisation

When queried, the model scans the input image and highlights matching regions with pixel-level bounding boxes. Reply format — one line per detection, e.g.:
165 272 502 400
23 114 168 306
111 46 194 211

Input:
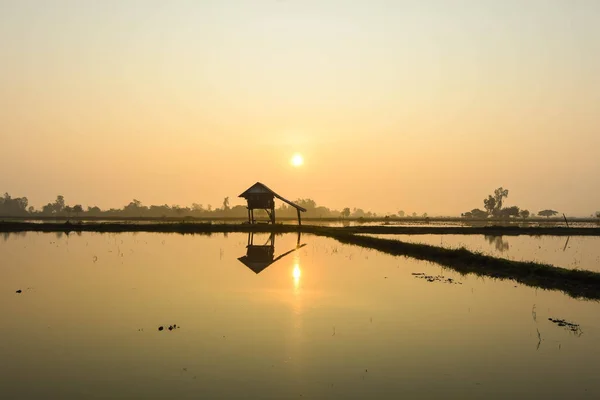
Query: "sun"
291 153 304 167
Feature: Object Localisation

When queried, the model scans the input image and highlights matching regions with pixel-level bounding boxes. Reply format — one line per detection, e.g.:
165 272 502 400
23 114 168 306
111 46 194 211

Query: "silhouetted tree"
520 209 530 219
482 188 509 217
73 204 83 216
0 193 29 215
124 199 147 216
398 210 405 217
462 208 488 219
493 187 509 212
87 206 102 215
222 197 230 212
341 207 351 218
538 209 558 218
295 198 317 212
64 205 72 217
352 208 365 218
483 196 496 216
173 205 184 217
412 212 417 217
596 211 600 219
54 195 65 214
499 206 520 218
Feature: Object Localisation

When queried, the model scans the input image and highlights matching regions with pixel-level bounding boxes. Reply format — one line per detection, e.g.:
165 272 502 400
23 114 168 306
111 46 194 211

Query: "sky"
1 0 599 216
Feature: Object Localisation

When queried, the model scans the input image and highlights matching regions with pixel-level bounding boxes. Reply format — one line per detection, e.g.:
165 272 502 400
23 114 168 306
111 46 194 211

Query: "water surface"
1 232 599 399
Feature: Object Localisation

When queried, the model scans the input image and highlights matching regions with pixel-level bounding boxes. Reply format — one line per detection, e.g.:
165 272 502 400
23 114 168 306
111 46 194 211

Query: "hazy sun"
291 153 304 167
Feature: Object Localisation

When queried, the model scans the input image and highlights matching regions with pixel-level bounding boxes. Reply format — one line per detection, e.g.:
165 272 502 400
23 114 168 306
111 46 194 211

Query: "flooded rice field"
2 232 600 399
363 234 600 272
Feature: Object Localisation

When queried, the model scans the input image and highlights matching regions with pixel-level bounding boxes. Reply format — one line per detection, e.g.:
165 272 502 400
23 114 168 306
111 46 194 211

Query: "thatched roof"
238 182 307 212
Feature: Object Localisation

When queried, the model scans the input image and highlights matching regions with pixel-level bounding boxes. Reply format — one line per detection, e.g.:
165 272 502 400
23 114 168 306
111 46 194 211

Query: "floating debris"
158 324 179 332
548 318 582 334
15 289 22 294
413 274 462 284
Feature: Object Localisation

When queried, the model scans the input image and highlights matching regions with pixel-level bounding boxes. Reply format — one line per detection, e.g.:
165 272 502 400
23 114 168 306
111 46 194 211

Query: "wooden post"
247 208 251 224
297 208 302 226
563 213 570 228
271 206 275 224
251 209 255 224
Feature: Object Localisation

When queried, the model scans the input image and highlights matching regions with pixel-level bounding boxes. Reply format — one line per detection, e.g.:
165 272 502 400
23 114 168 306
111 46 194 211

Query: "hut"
238 182 307 225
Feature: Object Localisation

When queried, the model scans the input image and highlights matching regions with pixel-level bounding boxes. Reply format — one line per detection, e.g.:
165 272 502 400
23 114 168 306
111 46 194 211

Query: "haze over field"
1 1 598 215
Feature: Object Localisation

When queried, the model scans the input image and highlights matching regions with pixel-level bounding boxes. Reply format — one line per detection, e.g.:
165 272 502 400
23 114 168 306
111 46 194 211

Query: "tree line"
460 187 567 219
1 191 598 220
0 193 384 219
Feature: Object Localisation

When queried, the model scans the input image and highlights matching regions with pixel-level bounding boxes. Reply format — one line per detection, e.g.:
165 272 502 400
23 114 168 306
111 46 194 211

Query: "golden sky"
0 1 598 215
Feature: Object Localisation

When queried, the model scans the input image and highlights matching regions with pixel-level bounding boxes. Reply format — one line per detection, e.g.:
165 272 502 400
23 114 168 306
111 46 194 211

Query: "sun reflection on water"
293 263 301 290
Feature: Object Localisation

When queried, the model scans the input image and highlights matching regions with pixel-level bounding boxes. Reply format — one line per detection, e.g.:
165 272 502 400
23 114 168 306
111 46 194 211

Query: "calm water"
2 232 600 399
363 234 600 271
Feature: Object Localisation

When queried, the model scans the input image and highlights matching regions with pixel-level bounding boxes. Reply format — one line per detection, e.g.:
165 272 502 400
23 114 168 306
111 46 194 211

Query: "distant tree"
125 199 142 209
467 208 489 219
519 209 530 219
412 212 417 217
352 208 365 218
222 197 230 212
149 204 170 217
0 193 29 215
314 206 332 218
64 205 73 217
42 203 54 215
73 204 83 216
54 195 65 214
87 206 102 215
398 210 405 218
493 187 509 212
207 204 212 212
422 213 428 218
28 206 35 214
483 195 496 216
173 206 184 217
595 211 600 219
499 206 520 218
461 212 472 218
538 209 558 218
124 199 147 216
192 203 203 212
341 207 351 218
295 198 317 212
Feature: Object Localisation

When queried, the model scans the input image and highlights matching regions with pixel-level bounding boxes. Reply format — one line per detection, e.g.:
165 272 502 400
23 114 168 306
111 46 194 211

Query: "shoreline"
1 221 600 236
